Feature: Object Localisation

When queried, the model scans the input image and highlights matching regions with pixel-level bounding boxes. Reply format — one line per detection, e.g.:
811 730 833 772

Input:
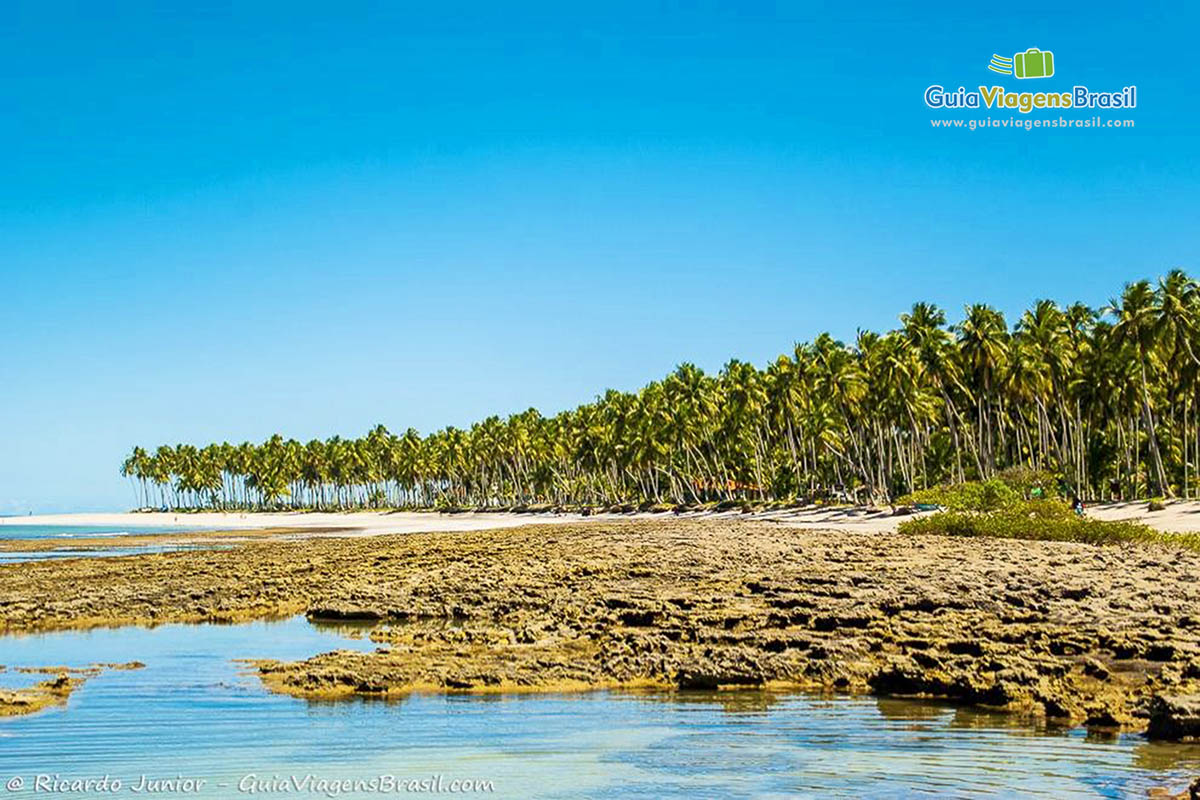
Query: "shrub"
995 467 1059 499
897 479 1021 512
898 500 1200 551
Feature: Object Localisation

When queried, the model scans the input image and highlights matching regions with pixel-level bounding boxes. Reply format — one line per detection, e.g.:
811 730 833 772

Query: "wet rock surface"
3 519 1200 734
1151 695 1200 740
0 662 141 717
0 675 79 717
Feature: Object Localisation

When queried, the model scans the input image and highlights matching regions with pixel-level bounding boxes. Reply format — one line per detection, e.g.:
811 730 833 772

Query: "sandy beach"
0 507 906 541
6 499 1200 538
0 510 597 535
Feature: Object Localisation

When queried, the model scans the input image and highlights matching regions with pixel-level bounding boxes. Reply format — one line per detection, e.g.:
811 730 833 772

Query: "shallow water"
0 525 232 563
0 524 212 541
0 544 229 564
2 617 1199 799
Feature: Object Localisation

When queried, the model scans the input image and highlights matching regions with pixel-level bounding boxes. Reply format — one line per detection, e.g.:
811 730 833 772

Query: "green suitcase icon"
1014 48 1054 79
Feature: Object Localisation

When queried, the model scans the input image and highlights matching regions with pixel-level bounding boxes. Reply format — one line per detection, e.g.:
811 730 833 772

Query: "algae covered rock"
1149 694 1200 740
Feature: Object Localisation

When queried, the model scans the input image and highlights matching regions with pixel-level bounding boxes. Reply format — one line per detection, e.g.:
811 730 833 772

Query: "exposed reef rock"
1150 694 1200 740
4 519 1200 735
0 674 80 717
0 661 143 718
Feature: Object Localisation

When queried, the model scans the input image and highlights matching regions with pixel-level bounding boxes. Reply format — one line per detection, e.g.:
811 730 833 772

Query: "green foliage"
994 467 1059 499
898 479 1021 511
898 501 1200 551
898 470 1063 512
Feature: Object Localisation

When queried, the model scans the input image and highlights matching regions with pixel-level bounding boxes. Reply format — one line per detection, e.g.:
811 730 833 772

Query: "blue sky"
2 2 1197 512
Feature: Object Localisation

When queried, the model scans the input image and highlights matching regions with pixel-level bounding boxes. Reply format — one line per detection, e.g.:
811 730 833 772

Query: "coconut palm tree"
124 270 1200 510
1108 281 1171 496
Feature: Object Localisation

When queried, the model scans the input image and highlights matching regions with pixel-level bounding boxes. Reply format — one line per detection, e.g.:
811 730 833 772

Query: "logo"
988 54 1013 74
989 48 1055 79
924 47 1136 115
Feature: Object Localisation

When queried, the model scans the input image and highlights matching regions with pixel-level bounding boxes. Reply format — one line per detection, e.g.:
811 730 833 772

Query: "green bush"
898 471 1065 512
898 479 1021 512
898 500 1200 551
994 466 1059 498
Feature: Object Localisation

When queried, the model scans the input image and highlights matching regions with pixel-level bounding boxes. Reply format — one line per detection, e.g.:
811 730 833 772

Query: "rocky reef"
0 662 141 717
4 519 1200 734
0 674 80 717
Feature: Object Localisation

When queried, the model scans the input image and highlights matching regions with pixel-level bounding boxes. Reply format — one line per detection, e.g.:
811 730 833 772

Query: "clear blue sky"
2 2 1196 512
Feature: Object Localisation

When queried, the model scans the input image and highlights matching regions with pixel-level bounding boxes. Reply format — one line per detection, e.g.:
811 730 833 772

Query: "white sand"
0 506 911 537
5 500 1198 538
0 510 602 537
775 500 1200 534
1085 500 1200 532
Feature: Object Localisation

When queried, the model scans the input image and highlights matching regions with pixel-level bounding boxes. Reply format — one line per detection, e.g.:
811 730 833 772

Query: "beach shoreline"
5 499 1200 537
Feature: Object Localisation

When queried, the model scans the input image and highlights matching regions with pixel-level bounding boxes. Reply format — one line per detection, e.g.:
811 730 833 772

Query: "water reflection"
621 688 785 714
304 617 382 638
0 544 229 563
874 696 954 722
1135 741 1200 772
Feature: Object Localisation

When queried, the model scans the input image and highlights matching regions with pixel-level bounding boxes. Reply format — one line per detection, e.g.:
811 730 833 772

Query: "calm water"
0 524 209 541
0 525 228 563
2 618 1199 798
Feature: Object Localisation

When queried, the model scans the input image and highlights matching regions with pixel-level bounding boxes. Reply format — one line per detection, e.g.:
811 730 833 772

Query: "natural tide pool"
2 617 1199 799
0 544 229 564
0 525 233 563
0 524 212 541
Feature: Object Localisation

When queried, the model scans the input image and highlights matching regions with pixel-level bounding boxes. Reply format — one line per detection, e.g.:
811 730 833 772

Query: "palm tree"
955 304 1010 476
123 270 1200 510
1108 281 1171 496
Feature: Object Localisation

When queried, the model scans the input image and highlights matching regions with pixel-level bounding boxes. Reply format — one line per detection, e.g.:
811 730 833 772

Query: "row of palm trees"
122 270 1200 511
